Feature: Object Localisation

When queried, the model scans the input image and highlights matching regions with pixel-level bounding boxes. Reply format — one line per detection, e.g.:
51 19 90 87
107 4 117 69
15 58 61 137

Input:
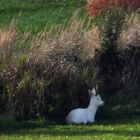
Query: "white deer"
66 88 104 124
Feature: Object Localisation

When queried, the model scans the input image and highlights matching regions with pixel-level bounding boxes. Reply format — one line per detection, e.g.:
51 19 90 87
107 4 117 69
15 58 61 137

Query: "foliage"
95 8 126 98
86 0 140 16
0 1 140 122
0 19 100 121
86 0 140 115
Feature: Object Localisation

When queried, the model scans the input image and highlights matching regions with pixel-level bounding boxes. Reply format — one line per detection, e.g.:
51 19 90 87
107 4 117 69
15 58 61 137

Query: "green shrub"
89 8 126 106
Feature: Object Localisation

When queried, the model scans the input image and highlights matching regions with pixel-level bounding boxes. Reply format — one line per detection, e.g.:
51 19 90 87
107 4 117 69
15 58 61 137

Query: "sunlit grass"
0 0 86 33
0 118 140 140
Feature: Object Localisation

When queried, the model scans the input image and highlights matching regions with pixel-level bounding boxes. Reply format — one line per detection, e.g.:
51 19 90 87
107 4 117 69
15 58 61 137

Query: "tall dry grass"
118 12 140 48
0 12 140 121
0 17 101 121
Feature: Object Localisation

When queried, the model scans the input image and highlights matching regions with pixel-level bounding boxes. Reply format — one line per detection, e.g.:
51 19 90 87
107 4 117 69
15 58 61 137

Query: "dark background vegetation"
0 0 140 123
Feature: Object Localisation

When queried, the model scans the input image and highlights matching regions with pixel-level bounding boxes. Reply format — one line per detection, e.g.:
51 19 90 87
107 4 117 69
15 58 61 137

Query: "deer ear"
88 90 92 96
95 84 98 91
92 88 96 96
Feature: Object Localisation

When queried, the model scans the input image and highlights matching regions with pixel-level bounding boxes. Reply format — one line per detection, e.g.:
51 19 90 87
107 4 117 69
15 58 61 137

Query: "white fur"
66 88 104 124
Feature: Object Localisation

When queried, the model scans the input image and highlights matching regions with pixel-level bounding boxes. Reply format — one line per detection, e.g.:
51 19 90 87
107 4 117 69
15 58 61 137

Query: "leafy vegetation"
86 0 140 16
0 0 140 122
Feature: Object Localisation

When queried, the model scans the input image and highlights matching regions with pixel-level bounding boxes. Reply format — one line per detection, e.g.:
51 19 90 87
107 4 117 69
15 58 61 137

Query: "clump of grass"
118 12 140 48
0 24 16 59
0 16 101 121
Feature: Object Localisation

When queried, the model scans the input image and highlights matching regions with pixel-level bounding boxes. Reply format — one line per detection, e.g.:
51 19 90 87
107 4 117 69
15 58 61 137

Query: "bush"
95 8 126 96
118 13 140 108
0 12 140 122
86 0 140 16
86 0 140 118
0 18 101 121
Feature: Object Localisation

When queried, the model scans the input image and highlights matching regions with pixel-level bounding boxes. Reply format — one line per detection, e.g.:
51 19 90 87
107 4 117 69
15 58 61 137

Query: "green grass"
0 117 140 140
0 0 86 33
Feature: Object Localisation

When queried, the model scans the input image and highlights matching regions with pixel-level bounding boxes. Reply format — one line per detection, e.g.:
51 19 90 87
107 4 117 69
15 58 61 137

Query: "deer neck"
87 99 98 115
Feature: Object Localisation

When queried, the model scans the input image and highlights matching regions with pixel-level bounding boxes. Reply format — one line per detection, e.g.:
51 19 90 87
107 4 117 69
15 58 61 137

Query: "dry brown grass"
0 25 16 58
118 12 140 49
0 16 101 119
30 18 101 62
0 12 140 120
0 15 101 62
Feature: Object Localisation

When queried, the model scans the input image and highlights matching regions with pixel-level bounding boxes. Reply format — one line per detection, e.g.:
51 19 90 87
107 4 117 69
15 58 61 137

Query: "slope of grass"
0 117 140 140
0 0 86 33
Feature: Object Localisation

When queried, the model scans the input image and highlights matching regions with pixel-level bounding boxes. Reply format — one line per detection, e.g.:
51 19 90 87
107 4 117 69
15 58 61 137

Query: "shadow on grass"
0 119 140 138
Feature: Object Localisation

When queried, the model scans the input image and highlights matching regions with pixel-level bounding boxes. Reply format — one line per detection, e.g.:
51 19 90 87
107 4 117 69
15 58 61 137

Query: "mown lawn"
0 118 140 140
0 0 86 33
